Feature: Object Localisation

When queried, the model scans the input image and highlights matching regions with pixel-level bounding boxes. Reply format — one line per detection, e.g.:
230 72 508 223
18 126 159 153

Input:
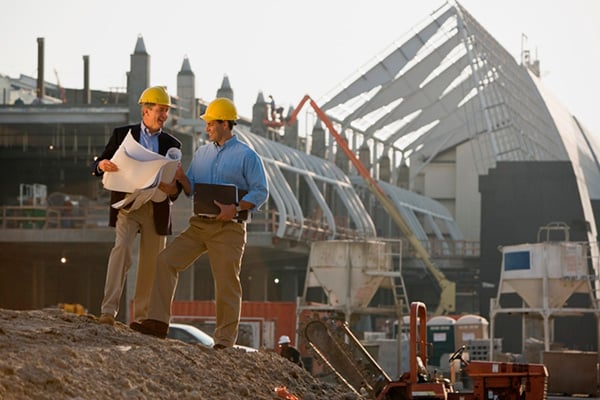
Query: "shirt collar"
141 122 161 136
213 134 237 149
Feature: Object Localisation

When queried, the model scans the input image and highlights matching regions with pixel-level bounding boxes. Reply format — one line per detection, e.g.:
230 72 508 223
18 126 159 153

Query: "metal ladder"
388 239 410 318
366 239 410 318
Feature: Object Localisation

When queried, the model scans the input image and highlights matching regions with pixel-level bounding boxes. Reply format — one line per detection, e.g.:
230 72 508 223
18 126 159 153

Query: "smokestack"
36 37 45 100
83 55 90 104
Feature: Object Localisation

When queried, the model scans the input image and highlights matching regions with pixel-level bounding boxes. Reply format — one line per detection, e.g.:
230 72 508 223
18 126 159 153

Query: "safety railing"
0 205 480 257
0 205 109 230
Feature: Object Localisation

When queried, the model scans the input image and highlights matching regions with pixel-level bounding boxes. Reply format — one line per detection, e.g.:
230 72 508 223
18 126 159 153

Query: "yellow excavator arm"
288 95 455 315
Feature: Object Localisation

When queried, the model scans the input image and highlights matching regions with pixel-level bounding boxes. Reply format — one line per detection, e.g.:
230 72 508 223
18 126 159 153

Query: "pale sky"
2 1 600 135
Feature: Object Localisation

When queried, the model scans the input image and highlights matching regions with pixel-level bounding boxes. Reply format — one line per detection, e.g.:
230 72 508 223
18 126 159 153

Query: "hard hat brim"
140 101 176 109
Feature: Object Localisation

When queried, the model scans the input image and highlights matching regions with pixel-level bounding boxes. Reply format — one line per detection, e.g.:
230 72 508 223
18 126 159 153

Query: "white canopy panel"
321 1 583 177
235 127 377 240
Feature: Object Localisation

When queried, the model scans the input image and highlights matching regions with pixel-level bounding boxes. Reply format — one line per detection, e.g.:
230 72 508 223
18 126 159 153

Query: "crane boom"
288 95 455 314
54 69 67 104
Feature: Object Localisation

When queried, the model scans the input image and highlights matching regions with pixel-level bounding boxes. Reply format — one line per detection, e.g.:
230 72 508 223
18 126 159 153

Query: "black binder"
193 183 248 220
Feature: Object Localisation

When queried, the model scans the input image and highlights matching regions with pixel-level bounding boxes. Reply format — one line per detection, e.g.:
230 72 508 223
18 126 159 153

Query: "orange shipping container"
169 300 297 350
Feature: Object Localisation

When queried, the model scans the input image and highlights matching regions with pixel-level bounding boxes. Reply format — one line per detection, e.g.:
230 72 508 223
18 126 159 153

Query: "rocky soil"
0 307 362 400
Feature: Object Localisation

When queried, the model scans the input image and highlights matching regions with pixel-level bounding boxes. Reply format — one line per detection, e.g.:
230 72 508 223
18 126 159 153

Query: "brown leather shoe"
98 313 115 326
131 319 168 339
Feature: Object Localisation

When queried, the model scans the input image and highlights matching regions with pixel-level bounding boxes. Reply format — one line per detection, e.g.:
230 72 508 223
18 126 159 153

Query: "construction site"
1 1 599 398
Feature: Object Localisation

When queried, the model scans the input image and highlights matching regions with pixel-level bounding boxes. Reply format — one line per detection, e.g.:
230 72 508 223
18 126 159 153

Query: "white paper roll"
166 147 182 161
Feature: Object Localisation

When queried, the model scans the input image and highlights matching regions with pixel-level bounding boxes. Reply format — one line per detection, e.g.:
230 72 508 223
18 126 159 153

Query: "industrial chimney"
36 37 45 100
83 55 90 104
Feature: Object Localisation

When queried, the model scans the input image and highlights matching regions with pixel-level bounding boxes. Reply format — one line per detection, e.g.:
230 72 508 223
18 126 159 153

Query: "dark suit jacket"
91 124 182 235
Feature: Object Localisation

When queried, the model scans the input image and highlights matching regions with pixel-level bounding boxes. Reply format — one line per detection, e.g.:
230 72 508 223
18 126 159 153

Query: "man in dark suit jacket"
91 86 184 326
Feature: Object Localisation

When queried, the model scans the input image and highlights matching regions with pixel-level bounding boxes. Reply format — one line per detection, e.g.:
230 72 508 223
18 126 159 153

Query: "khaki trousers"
101 201 166 321
148 216 246 347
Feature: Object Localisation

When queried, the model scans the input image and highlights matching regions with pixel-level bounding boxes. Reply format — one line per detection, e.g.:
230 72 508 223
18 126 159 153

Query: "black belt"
196 215 244 224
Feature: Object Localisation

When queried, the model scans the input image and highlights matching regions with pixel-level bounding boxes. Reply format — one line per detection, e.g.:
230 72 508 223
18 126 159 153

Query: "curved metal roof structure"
237 127 376 240
232 126 464 244
318 0 600 267
350 176 463 243
320 1 600 189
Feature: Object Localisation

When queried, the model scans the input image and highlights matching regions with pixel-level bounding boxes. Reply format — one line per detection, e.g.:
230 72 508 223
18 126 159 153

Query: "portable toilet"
427 315 456 367
455 314 489 348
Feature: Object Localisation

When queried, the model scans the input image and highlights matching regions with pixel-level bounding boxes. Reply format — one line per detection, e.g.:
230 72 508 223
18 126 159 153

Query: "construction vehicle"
287 95 455 315
302 301 548 399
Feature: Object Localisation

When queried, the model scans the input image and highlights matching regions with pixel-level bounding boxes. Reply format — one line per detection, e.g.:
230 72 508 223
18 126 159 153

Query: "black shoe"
129 321 142 330
131 319 168 339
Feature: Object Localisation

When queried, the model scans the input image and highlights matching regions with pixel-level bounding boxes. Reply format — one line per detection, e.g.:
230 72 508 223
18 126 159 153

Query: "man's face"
143 104 170 132
206 120 230 145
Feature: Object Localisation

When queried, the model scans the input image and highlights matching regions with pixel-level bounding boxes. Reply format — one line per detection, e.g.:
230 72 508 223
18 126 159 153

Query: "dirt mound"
0 308 360 399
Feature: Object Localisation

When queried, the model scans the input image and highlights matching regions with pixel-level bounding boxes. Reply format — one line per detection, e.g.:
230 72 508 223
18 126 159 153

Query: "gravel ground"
0 307 362 400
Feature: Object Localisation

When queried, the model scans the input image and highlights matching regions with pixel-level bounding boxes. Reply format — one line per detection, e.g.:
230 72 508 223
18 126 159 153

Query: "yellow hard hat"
138 86 173 107
201 98 238 121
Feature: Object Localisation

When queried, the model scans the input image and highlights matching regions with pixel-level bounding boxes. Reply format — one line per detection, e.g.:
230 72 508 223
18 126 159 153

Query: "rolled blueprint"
105 132 183 210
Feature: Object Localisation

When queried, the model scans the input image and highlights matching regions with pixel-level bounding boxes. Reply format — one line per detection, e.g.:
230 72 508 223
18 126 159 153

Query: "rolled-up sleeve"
242 153 269 211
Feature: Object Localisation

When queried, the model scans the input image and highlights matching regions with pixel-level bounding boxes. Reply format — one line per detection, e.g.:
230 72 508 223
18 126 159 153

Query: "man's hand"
99 159 118 172
173 164 191 195
158 164 186 195
214 201 237 221
174 164 186 181
158 180 179 195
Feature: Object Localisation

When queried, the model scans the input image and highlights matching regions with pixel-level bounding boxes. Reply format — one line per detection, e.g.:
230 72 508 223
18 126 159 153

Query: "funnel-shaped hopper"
498 242 591 308
306 240 391 309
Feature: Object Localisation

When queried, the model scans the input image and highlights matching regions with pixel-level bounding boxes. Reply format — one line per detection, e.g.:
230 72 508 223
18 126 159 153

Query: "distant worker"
278 335 303 367
268 95 285 122
132 97 269 350
268 95 276 120
91 86 184 326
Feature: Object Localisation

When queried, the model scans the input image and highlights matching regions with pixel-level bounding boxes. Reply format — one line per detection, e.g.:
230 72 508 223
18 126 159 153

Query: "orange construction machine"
291 95 548 398
302 301 548 399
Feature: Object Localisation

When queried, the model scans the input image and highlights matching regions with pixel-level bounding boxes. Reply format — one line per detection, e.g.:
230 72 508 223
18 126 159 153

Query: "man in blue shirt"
133 98 269 349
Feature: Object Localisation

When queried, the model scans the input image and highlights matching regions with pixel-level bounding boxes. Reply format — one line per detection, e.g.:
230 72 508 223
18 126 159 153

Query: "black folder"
193 183 248 220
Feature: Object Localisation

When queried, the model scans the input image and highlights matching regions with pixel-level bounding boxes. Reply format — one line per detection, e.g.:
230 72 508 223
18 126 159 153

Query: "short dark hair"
216 120 236 129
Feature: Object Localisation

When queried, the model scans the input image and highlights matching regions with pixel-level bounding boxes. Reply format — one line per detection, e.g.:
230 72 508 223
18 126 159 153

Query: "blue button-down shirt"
140 123 160 153
187 135 269 211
